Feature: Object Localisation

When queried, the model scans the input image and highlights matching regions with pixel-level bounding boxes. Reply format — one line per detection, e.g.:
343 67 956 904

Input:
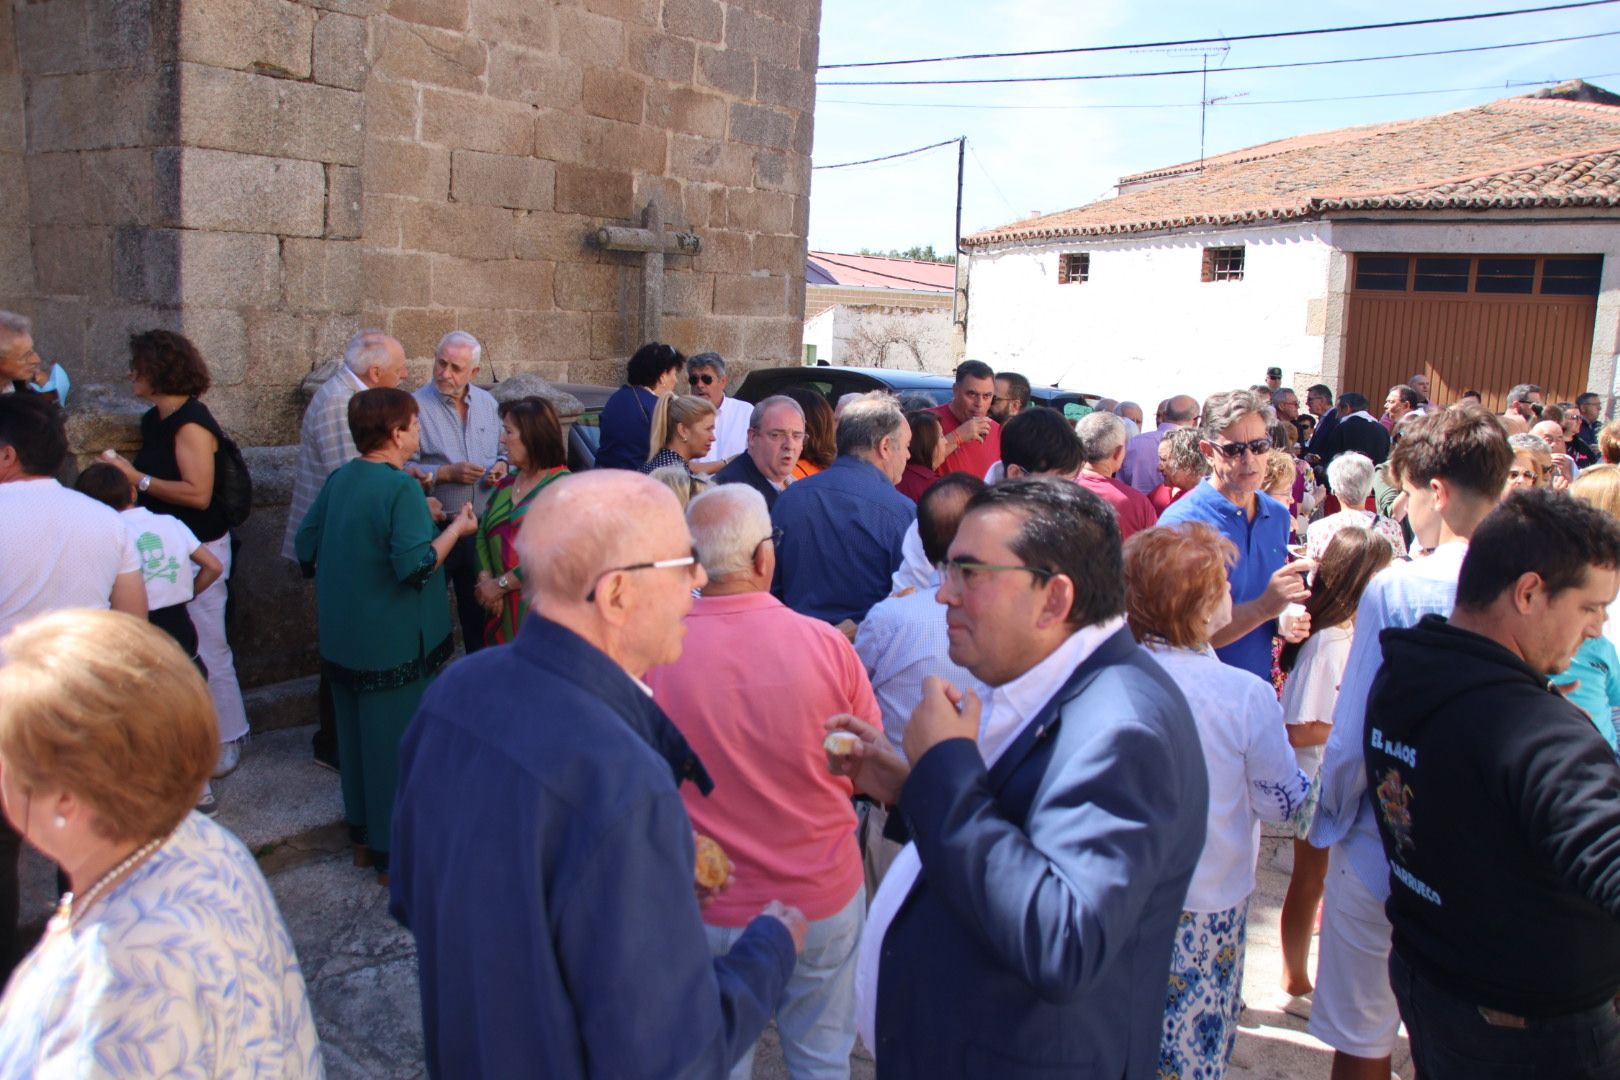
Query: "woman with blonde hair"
648 463 711 509
1555 464 1620 750
0 609 320 1076
639 393 716 476
1124 523 1310 1080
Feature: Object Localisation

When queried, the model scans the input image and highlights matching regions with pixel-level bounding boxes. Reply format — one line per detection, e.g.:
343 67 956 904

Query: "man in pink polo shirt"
1074 410 1158 541
648 483 877 1080
928 359 1001 478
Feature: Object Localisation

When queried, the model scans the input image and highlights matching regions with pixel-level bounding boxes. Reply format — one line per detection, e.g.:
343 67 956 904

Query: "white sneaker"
197 783 219 817
211 734 247 779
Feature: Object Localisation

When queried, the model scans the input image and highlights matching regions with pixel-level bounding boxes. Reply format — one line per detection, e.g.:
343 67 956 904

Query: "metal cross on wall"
592 202 702 346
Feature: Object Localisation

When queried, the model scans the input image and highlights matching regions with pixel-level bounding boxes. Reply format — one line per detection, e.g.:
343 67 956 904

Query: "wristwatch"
496 574 512 590
137 474 152 492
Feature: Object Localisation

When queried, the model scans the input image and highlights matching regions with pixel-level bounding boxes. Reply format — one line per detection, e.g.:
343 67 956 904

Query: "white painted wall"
801 303 956 372
965 216 1620 413
964 222 1335 409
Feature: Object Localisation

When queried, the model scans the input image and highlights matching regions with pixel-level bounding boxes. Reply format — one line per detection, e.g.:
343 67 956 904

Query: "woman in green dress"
295 388 479 880
472 397 569 645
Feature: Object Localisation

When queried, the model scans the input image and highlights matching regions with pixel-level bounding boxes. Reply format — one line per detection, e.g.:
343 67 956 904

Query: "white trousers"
187 534 250 743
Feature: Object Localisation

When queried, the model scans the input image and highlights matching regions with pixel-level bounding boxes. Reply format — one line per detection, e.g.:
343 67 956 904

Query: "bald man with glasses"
391 470 807 1078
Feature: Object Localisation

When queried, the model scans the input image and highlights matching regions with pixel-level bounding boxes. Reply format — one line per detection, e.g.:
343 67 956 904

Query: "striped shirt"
281 366 366 560
411 383 502 515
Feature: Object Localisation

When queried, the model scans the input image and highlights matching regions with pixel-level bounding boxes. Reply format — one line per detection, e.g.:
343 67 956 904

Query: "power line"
816 28 1620 87
819 0 1619 69
813 136 962 170
968 143 1019 217
817 71 1620 111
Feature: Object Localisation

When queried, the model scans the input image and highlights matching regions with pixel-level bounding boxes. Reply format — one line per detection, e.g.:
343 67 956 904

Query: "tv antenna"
1131 43 1232 167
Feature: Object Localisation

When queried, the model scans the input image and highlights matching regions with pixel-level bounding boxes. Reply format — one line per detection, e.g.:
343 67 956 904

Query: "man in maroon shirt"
1074 410 1158 540
928 360 1001 478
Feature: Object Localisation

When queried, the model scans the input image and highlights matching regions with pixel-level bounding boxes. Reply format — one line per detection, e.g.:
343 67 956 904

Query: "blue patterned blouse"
0 813 323 1078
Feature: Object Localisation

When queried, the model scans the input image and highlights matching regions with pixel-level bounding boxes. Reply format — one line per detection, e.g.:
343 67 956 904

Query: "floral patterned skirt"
1158 899 1250 1080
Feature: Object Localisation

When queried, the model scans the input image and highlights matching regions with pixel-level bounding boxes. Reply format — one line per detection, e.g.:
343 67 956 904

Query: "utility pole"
952 135 965 324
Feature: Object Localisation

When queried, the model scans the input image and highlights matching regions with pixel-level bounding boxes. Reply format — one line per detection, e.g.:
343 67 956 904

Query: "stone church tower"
0 0 820 443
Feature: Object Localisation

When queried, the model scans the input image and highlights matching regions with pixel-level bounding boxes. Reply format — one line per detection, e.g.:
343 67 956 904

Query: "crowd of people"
0 309 1618 1079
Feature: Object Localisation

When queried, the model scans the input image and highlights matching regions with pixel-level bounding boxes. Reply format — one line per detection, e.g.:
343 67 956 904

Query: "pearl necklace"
48 833 170 935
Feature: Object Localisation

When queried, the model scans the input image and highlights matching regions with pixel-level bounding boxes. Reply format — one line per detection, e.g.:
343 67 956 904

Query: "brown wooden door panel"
1345 291 1595 413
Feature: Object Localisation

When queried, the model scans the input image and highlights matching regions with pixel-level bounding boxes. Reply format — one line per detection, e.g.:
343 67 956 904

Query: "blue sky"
806 0 1620 254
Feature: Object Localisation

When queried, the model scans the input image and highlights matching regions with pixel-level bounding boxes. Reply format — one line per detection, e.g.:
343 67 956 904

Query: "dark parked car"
734 365 1099 416
553 383 615 472
734 366 954 410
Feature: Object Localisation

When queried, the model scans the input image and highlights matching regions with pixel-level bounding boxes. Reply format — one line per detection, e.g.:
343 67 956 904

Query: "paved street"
20 726 1411 1078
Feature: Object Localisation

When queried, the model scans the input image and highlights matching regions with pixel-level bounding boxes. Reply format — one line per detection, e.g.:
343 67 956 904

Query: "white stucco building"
963 82 1620 414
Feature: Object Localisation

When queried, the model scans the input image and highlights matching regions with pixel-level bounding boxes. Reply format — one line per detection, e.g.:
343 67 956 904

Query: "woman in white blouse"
0 609 322 1078
1124 522 1310 1080
1276 526 1393 1008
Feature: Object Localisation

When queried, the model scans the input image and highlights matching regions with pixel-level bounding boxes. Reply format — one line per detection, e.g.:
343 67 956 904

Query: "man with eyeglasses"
716 395 804 510
831 478 1207 1078
1159 389 1313 682
772 392 915 625
0 312 38 395
688 352 751 469
648 484 878 1080
391 470 807 1077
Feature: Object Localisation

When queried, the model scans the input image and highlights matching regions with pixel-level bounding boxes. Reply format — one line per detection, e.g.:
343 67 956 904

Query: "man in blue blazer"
837 478 1209 1079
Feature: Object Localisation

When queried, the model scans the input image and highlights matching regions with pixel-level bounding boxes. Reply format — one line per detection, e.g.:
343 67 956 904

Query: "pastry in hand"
693 833 731 889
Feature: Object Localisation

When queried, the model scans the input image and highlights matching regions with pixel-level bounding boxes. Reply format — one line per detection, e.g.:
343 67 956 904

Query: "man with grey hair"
1113 400 1143 438
648 483 878 1080
1272 387 1301 423
1506 382 1544 420
281 330 407 768
772 392 915 624
392 470 806 1076
0 312 38 394
715 394 804 510
1075 410 1158 540
412 329 503 652
688 352 750 468
1120 392 1199 494
1160 389 1312 681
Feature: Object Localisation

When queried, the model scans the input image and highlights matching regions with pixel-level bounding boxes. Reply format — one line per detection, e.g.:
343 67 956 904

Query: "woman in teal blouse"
296 388 478 879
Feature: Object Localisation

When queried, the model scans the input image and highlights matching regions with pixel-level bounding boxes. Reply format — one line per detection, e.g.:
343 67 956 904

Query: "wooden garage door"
1344 254 1601 413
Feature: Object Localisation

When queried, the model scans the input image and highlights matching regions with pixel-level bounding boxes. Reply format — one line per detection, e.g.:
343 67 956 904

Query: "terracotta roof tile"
965 87 1620 246
806 251 956 291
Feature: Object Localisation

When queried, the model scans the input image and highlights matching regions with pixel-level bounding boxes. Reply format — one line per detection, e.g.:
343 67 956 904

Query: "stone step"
19 724 346 932
244 675 321 734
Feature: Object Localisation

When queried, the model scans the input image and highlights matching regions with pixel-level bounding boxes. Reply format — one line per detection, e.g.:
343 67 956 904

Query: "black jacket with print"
1364 614 1620 1016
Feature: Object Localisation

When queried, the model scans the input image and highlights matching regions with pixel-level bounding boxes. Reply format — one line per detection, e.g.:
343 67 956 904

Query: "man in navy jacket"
391 470 805 1078
836 478 1208 1079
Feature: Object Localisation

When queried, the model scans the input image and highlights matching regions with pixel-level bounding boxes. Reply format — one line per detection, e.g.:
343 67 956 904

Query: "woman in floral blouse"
0 609 322 1078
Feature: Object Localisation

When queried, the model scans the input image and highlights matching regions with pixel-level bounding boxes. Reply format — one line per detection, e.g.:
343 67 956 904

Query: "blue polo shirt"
1158 479 1290 680
770 454 915 624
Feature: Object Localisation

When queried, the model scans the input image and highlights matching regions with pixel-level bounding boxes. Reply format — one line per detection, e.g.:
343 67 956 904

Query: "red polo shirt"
1076 469 1159 540
929 403 1002 478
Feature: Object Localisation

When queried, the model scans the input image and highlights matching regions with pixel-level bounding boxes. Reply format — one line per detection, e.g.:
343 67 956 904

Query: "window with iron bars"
1058 252 1090 284
1201 246 1245 282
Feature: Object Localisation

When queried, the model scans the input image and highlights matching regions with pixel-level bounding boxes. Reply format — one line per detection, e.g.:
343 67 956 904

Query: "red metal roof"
806 251 957 291
964 83 1620 247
